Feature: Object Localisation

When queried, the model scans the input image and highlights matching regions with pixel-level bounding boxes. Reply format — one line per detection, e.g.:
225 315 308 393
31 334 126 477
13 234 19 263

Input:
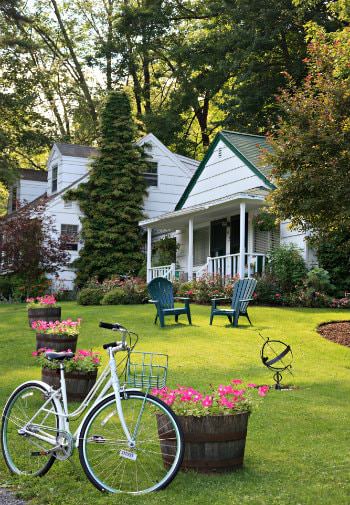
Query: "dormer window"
52 165 58 193
144 161 158 187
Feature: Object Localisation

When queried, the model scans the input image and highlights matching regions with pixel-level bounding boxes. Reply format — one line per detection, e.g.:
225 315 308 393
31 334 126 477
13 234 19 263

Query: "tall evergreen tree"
66 91 147 286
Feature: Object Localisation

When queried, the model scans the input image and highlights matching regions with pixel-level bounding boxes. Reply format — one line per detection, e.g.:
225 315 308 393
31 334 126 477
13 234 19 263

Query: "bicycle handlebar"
99 321 127 331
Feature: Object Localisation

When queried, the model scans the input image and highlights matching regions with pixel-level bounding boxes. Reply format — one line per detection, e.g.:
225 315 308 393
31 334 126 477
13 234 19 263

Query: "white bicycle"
1 322 184 494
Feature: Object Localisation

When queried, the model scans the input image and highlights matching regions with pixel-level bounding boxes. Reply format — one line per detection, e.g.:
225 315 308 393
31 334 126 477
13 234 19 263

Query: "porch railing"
207 253 266 278
148 263 176 282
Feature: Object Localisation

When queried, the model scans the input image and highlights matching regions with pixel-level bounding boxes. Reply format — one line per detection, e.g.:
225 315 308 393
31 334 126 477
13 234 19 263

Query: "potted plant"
33 348 101 402
153 380 269 473
32 318 81 352
27 295 61 327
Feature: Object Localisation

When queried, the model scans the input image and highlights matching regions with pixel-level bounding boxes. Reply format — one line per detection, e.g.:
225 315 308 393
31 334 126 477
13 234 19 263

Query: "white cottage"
7 134 199 289
140 131 315 282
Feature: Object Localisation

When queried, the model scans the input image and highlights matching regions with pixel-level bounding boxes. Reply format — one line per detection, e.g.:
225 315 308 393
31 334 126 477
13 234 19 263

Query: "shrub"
305 268 334 294
253 274 283 305
101 288 126 305
266 244 307 292
77 288 104 305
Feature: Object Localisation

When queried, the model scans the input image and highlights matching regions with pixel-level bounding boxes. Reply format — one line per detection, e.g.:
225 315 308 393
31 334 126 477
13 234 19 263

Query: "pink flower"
231 379 243 384
258 385 269 397
202 395 213 408
247 383 257 388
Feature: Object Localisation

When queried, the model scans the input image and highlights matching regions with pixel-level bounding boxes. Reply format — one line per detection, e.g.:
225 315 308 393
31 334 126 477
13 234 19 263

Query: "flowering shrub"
174 274 239 305
78 276 147 305
32 348 101 373
151 380 269 417
331 297 350 309
31 319 81 336
26 295 58 308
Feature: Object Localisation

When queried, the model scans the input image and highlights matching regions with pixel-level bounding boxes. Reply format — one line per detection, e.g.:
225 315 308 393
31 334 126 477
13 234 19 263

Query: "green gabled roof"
175 130 275 211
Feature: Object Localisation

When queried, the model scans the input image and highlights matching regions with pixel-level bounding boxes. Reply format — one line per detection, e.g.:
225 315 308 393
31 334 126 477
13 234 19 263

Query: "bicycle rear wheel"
1 382 58 476
79 391 184 494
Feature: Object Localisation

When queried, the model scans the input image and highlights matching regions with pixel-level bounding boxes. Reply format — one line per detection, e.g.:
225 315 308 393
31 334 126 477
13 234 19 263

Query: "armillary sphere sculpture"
258 333 293 390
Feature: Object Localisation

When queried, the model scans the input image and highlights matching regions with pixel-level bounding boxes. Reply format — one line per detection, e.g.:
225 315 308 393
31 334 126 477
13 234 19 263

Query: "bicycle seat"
45 351 75 361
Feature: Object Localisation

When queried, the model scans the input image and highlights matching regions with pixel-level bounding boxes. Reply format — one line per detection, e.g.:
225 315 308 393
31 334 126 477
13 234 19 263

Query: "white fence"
148 263 176 282
207 253 266 278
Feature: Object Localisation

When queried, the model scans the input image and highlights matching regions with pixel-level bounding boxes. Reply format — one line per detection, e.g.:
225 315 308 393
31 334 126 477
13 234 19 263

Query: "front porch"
141 191 277 283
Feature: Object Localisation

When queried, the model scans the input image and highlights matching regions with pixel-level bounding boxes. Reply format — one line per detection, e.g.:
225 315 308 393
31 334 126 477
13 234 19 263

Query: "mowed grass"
0 302 349 505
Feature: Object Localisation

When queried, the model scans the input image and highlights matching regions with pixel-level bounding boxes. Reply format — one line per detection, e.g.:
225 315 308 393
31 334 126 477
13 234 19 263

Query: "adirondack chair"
148 277 192 328
209 278 257 327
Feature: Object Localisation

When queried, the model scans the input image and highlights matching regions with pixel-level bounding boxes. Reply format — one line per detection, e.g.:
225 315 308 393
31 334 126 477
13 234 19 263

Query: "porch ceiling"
140 191 267 230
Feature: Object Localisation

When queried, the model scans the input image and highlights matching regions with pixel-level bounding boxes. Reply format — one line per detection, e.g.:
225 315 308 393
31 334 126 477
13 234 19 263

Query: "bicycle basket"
126 351 168 389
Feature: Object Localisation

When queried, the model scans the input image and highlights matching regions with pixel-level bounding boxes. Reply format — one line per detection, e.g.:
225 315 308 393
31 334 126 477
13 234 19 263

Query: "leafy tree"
221 0 339 133
0 197 69 294
266 23 350 237
66 90 148 286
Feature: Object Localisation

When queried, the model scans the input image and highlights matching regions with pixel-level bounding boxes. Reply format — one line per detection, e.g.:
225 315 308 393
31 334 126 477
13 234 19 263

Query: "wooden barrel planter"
41 368 97 402
28 307 61 328
36 333 78 352
157 412 249 473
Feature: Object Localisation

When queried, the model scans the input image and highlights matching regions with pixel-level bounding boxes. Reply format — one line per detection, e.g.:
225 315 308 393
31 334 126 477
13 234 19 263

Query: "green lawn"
0 302 349 505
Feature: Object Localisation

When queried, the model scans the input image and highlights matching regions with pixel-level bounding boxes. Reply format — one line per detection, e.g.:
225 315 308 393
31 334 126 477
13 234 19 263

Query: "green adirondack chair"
148 277 192 328
210 278 257 327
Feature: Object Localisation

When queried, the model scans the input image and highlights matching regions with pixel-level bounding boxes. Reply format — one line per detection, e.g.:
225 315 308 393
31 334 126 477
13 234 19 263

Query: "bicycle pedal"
31 450 49 457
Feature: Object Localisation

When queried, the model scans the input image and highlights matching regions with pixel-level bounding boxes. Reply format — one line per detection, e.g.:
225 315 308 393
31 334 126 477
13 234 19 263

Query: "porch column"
146 227 152 283
188 218 194 281
239 203 246 278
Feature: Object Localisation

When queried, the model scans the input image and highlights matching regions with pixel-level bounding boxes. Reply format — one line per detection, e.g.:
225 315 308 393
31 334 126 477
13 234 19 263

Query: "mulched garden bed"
317 321 350 347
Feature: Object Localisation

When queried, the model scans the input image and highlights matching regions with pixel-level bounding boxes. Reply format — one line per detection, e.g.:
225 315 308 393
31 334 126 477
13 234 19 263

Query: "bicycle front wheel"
1 382 59 476
79 391 184 494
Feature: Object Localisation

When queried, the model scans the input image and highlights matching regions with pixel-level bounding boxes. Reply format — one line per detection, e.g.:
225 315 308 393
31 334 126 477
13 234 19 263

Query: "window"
52 165 58 193
11 186 17 212
144 161 158 187
61 224 79 251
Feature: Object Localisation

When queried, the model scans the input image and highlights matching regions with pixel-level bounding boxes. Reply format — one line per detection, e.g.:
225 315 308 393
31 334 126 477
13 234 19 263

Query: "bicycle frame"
20 347 138 450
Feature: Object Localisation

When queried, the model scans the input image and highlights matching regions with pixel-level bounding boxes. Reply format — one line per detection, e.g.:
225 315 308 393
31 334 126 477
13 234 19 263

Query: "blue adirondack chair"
210 278 257 327
148 277 192 328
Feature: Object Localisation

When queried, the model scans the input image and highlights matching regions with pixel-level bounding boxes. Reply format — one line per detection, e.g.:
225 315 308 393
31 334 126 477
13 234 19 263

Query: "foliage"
173 274 239 305
152 236 178 267
26 295 58 309
151 381 268 417
0 198 69 295
252 209 278 232
31 318 81 336
304 268 335 295
100 288 126 306
266 23 350 239
313 228 350 293
266 244 307 292
77 288 104 306
81 276 147 305
0 274 51 301
331 297 350 309
65 91 147 286
33 348 101 372
221 0 338 133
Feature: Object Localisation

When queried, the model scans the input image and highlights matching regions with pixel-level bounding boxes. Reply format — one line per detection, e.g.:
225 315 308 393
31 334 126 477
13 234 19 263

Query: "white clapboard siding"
19 179 47 204
183 140 268 208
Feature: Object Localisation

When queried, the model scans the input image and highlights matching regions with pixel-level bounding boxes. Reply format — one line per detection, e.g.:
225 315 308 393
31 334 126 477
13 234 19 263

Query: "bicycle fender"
2 380 61 417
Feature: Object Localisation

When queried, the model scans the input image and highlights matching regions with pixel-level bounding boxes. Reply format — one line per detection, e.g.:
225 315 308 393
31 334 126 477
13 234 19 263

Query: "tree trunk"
50 0 97 122
195 93 210 147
